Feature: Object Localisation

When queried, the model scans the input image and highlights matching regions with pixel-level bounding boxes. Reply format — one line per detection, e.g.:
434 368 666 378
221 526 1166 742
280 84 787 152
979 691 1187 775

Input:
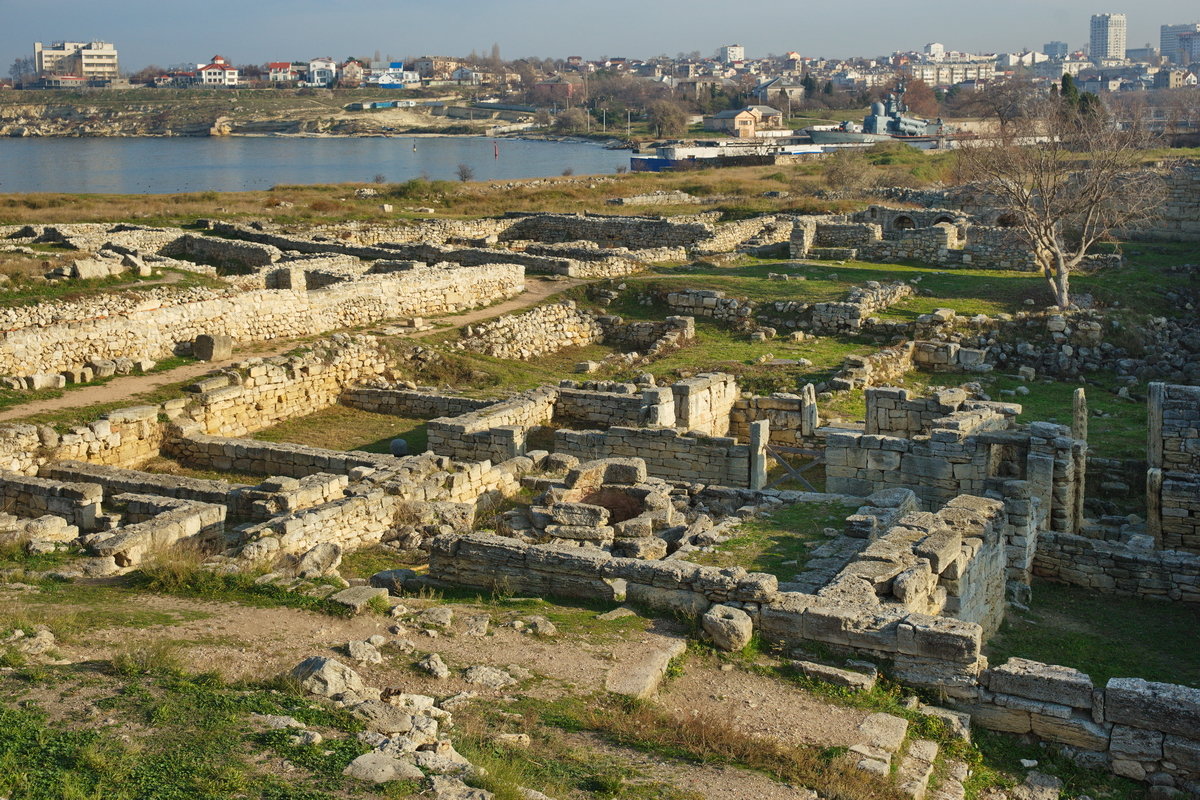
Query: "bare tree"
958 98 1165 309
9 57 37 87
821 148 872 191
455 163 475 182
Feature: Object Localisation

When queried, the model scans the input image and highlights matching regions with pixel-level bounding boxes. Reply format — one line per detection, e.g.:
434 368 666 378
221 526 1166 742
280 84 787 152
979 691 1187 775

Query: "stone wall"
1146 383 1200 553
1124 161 1200 242
789 208 1046 272
0 262 524 379
825 396 1086 587
730 386 820 447
664 290 755 328
499 213 715 249
426 388 558 463
554 425 764 488
40 460 346 522
672 373 739 436
554 386 663 429
865 387 973 437
829 343 915 391
810 281 915 334
167 432 400 479
340 388 495 420
180 338 393 438
1033 530 1200 603
86 493 226 567
456 301 605 360
161 234 283 268
0 471 102 530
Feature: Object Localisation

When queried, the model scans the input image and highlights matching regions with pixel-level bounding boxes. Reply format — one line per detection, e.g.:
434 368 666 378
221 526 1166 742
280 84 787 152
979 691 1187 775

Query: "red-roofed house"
268 62 298 83
198 55 239 87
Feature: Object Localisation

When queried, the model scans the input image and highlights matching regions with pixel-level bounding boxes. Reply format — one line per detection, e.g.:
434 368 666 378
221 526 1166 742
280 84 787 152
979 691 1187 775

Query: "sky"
2 0 1196 71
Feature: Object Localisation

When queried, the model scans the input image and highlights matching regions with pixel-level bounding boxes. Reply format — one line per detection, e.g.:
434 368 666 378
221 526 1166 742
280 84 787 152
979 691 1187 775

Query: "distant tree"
534 109 553 126
128 65 165 84
958 97 1165 309
9 57 36 86
455 163 475 182
647 100 688 137
823 81 834 95
821 148 871 191
951 78 1039 132
554 108 589 133
801 73 817 95
900 79 939 116
490 43 502 67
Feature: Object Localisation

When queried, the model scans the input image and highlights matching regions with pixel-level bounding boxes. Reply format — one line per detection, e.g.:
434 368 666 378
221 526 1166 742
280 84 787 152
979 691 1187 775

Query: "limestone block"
1105 678 1200 738
1030 712 1111 751
701 604 753 651
984 658 1094 709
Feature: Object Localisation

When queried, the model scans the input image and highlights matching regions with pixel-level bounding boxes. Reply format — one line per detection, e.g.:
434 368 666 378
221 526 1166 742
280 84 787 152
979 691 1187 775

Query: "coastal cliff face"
0 90 496 137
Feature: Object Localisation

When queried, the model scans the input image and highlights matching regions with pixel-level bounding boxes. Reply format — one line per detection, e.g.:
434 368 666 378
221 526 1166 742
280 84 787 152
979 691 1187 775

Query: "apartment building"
33 41 120 79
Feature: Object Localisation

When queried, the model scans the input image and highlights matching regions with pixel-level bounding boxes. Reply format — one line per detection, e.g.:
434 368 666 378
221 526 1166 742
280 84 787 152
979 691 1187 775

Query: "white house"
267 62 298 83
197 55 239 87
451 66 485 85
305 57 338 87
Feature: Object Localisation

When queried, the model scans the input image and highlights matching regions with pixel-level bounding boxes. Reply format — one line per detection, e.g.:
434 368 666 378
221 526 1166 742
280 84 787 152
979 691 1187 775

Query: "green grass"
252 404 430 454
987 579 1200 688
979 373 1147 460
0 664 381 800
2 582 211 636
970 728 1146 800
684 502 857 579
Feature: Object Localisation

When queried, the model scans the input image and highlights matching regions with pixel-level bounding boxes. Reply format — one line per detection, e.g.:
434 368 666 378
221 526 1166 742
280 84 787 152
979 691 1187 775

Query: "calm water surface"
0 137 629 194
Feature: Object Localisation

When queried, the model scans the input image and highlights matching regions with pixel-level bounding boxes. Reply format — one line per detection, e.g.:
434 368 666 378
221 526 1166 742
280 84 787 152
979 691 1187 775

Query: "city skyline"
3 0 1198 72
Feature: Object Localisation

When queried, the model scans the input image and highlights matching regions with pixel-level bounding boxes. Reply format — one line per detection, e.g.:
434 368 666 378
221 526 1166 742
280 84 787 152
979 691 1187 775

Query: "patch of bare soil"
659 658 870 749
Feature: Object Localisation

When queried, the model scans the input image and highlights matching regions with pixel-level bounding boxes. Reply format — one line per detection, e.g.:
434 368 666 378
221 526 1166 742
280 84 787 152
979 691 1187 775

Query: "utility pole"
602 108 606 131
627 109 631 136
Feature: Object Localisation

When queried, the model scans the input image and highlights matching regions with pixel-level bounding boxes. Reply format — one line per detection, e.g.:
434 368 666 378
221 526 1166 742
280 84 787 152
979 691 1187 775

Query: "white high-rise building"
720 44 745 65
34 41 120 79
1161 23 1200 63
1090 14 1127 61
924 43 946 61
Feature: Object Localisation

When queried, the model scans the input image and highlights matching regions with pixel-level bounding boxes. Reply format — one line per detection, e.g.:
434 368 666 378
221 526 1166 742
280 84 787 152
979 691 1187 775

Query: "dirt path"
0 276 584 423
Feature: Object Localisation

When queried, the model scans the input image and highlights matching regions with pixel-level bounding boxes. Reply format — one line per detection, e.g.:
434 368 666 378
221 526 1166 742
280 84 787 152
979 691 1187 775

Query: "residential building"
924 42 946 61
1154 69 1189 88
1179 32 1200 65
702 105 783 138
267 62 298 83
1033 59 1092 78
720 44 745 65
451 66 485 85
1044 41 1070 59
197 55 239 87
904 60 994 87
306 58 338 87
340 60 364 87
530 75 582 106
413 56 462 80
1125 45 1159 61
1090 14 1127 61
34 41 119 80
1161 23 1200 63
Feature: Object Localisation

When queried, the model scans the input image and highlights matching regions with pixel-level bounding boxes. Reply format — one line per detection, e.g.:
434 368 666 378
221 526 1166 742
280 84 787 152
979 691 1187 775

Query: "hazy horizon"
3 0 1197 73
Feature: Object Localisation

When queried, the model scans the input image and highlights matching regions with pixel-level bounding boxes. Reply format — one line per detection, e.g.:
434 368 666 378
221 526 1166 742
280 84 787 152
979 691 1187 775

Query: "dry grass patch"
251 404 429 453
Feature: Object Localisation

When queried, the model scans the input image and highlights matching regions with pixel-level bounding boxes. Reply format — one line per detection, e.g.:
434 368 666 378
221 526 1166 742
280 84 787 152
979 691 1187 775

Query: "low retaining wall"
426 388 558 463
340 388 495 419
0 471 102 531
554 425 766 489
167 433 400 479
456 301 605 360
87 493 226 567
1033 530 1200 603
